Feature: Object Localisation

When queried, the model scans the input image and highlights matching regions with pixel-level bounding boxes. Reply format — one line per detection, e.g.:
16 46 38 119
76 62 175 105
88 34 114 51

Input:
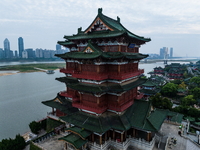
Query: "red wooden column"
66 61 68 70
99 135 102 145
119 45 121 52
113 130 115 140
133 128 136 137
105 132 107 141
97 97 100 105
79 64 82 72
92 133 94 142
97 65 100 73
147 131 151 142
121 132 124 142
118 65 121 74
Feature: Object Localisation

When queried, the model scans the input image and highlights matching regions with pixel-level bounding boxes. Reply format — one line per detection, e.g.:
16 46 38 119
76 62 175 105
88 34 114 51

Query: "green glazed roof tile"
66 126 92 139
56 41 148 60
42 94 78 115
59 133 87 149
56 76 79 84
147 109 167 131
60 112 110 133
67 78 147 94
64 31 125 41
55 99 183 133
60 8 150 45
139 88 160 95
57 41 75 46
142 80 157 87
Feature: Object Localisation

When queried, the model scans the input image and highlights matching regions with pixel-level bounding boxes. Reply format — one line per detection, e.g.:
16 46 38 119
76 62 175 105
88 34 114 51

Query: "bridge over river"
142 58 200 64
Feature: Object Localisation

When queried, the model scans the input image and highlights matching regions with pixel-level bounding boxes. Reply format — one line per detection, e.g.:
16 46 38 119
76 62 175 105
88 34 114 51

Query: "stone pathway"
37 132 68 150
153 123 187 150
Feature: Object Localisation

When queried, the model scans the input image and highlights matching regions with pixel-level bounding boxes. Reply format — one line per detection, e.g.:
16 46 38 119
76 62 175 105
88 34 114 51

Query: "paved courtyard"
153 122 200 150
32 122 200 150
36 132 67 150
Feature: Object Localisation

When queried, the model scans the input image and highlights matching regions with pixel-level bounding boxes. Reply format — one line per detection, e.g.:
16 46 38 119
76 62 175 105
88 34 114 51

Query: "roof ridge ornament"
78 27 82 34
117 16 120 23
98 8 103 14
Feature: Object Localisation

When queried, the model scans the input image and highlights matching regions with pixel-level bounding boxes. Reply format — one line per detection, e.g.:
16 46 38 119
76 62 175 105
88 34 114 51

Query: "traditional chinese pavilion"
139 75 167 98
42 8 182 150
153 66 165 75
166 63 185 80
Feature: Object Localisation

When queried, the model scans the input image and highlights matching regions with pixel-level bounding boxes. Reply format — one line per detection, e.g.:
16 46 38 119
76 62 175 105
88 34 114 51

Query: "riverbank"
0 63 65 76
0 72 18 76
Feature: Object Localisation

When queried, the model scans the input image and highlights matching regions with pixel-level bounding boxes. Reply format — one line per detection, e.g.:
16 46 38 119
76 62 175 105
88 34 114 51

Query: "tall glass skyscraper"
4 38 10 58
18 37 24 58
170 48 173 58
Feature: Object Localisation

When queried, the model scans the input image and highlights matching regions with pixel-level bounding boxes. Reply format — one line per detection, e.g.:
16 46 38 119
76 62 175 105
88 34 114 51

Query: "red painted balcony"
109 69 144 80
135 93 144 100
60 68 108 80
108 100 133 112
59 91 80 102
60 68 144 81
72 102 107 114
59 91 73 98
60 68 74 74
73 73 108 80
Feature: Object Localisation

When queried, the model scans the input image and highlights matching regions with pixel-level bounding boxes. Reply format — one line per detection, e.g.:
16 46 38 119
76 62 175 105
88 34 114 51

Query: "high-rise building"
25 48 34 58
22 50 28 58
18 37 24 58
0 48 5 59
56 44 61 50
35 48 43 58
14 50 18 58
170 48 173 58
4 38 10 58
160 47 168 59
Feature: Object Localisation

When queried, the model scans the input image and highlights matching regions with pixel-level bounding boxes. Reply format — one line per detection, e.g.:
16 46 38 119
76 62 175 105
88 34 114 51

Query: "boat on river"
46 70 55 74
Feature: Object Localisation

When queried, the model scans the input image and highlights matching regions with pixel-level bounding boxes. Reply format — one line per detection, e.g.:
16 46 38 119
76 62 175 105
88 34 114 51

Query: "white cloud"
0 0 200 56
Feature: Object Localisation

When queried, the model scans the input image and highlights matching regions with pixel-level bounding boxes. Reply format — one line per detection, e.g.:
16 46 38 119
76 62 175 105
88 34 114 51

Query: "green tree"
171 79 182 85
161 83 178 97
162 97 173 109
0 135 26 150
181 95 196 106
189 87 200 99
150 93 172 110
14 134 26 150
183 71 188 78
178 81 186 89
173 105 189 116
190 76 200 87
40 119 47 130
188 108 200 119
29 121 41 134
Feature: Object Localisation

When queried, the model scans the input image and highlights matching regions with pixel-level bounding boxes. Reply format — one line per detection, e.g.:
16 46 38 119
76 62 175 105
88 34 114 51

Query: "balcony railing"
72 102 107 114
108 100 133 112
135 93 144 100
88 136 156 150
60 68 74 74
60 68 144 81
59 91 73 98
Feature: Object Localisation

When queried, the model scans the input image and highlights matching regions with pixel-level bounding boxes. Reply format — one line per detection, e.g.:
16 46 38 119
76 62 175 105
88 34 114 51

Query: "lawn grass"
0 63 65 72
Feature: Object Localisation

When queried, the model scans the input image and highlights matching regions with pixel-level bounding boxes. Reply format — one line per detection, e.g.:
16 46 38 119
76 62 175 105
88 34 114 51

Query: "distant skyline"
0 0 200 57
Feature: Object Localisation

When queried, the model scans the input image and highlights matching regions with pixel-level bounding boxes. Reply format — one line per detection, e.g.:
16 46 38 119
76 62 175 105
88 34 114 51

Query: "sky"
0 0 200 57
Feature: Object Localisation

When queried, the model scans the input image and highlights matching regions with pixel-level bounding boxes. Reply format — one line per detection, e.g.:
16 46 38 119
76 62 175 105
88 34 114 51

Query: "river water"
0 67 65 140
0 60 196 140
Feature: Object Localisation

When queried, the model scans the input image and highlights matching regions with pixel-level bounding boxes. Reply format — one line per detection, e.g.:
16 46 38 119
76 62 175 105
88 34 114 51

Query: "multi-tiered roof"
42 8 182 150
58 8 150 47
